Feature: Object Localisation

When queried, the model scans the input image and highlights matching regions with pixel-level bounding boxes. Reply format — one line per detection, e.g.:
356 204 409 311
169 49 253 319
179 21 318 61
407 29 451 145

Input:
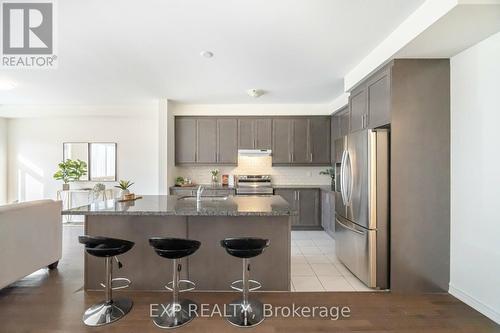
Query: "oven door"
235 187 274 195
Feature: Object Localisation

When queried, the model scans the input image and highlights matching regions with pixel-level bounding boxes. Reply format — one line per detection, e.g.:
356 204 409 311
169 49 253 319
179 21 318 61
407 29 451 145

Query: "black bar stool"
220 237 270 327
149 237 201 329
78 236 134 327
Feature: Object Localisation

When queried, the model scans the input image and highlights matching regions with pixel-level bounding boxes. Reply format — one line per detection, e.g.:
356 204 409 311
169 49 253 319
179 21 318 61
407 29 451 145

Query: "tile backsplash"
175 156 332 185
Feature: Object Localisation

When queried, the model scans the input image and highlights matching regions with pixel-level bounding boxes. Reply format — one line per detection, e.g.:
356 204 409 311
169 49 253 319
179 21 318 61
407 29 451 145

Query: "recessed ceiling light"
0 80 17 90
200 51 214 58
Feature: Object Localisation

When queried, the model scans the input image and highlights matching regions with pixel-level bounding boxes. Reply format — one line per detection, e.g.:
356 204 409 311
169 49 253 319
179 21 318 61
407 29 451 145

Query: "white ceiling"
0 0 425 105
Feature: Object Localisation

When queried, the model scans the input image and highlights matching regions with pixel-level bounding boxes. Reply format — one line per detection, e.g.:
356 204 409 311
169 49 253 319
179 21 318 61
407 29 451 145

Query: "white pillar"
0 118 7 204
158 99 176 195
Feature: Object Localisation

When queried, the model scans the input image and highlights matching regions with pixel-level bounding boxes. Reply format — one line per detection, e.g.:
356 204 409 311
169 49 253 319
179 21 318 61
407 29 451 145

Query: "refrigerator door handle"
340 150 347 205
346 151 354 205
336 218 364 235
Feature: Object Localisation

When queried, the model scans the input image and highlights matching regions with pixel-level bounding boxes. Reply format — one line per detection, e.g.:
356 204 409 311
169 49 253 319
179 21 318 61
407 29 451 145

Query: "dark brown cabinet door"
331 114 340 140
339 110 350 137
175 117 197 164
328 192 336 237
238 118 254 149
238 118 272 150
367 70 391 128
196 118 217 164
254 118 272 149
217 118 238 164
292 118 309 164
297 189 320 228
331 115 336 165
321 190 331 231
350 88 367 133
309 117 331 164
331 108 348 165
274 189 298 226
272 119 292 164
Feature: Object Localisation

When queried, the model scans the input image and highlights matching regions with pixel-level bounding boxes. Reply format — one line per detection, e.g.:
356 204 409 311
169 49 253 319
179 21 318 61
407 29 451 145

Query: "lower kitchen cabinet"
321 189 335 238
274 188 321 230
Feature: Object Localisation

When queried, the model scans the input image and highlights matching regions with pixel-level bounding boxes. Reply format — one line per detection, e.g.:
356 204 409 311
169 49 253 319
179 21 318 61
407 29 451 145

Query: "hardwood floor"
0 225 498 332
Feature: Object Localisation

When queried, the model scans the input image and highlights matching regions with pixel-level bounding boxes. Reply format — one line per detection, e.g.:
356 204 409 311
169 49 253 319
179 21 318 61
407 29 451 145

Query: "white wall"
450 31 500 324
7 113 159 202
0 118 7 204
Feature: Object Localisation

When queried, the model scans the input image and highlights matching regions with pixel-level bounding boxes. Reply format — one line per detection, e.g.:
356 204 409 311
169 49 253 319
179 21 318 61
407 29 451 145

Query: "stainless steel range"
235 175 273 195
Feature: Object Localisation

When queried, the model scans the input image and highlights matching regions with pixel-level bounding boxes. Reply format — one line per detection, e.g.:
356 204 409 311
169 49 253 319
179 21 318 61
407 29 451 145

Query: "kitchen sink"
178 196 229 202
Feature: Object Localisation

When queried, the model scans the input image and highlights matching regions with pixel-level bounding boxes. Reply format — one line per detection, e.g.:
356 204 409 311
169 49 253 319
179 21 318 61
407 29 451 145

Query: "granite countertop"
62 195 297 217
319 186 336 192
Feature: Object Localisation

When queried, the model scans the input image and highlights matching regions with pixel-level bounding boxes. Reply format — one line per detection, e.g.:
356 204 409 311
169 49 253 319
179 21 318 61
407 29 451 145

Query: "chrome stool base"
152 299 198 329
82 298 133 327
226 298 265 327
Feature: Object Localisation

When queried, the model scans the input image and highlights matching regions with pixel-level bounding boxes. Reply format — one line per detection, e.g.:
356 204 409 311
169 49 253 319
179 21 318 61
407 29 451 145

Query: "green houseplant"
320 167 335 190
115 180 134 197
210 169 220 184
175 176 185 186
53 159 88 190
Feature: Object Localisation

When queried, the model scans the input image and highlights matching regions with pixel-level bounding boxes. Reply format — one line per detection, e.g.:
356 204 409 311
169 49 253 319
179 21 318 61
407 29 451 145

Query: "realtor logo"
1 0 57 68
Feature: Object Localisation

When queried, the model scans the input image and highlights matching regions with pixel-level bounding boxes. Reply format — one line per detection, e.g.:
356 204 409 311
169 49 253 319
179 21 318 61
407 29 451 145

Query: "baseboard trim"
449 284 500 324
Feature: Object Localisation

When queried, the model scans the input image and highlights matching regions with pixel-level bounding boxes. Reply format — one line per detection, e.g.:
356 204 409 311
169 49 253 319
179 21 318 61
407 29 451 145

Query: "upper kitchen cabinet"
273 117 331 166
175 117 237 166
366 67 391 129
291 118 309 164
332 107 349 140
309 117 331 164
349 64 392 133
349 86 368 133
217 118 238 164
238 118 272 150
177 116 330 166
175 117 197 164
331 107 348 165
272 118 293 164
196 118 218 164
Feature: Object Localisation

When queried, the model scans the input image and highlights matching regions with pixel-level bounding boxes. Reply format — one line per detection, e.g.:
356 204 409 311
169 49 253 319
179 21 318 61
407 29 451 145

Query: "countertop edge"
62 211 298 217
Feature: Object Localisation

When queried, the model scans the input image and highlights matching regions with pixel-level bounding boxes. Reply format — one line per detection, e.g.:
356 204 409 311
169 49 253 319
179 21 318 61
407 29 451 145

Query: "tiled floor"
291 230 373 292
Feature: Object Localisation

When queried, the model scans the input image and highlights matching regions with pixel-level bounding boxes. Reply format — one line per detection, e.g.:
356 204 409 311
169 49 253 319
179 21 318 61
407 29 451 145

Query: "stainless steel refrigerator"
334 129 389 289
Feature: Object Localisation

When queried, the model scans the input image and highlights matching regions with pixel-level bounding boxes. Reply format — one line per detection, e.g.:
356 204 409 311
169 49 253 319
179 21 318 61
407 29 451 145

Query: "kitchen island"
63 195 295 291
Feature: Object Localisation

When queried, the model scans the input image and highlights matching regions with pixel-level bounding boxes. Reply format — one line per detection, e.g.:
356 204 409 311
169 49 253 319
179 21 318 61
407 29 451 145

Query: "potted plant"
53 159 88 190
175 176 185 186
91 183 106 202
210 169 220 184
115 180 134 198
320 167 335 190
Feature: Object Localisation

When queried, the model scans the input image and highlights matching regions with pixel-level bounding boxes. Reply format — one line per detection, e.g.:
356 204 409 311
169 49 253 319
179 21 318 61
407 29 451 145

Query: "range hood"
238 149 272 157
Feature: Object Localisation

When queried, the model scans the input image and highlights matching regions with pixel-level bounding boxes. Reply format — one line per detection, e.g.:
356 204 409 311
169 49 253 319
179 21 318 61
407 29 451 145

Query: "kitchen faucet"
196 186 204 202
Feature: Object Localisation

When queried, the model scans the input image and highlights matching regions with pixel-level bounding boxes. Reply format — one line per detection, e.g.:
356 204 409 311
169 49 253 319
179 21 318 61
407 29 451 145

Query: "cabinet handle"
291 152 294 162
310 153 313 162
298 191 300 200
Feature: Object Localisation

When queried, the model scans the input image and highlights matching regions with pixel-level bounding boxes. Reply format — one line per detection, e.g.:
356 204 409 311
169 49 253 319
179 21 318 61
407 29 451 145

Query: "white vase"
120 189 130 198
